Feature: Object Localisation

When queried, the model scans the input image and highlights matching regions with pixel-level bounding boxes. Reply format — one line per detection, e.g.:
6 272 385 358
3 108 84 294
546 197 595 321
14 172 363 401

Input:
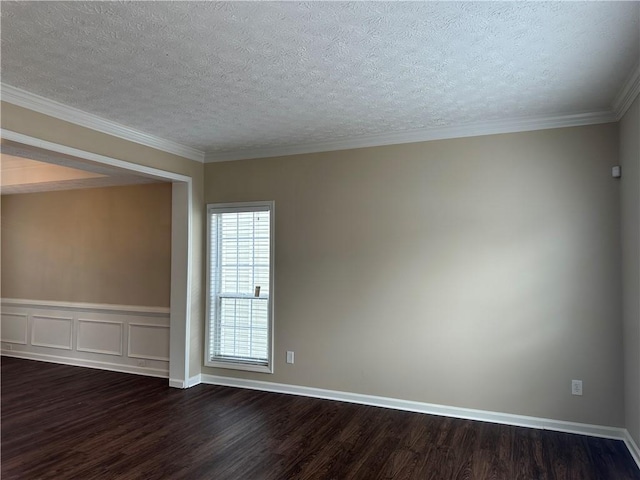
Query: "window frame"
205 201 275 373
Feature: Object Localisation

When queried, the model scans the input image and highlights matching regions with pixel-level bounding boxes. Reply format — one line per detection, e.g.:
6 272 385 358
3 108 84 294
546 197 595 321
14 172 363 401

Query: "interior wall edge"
0 117 202 387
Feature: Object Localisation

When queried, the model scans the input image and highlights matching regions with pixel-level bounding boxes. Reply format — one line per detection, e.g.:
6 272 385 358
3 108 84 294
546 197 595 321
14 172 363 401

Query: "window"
206 201 274 373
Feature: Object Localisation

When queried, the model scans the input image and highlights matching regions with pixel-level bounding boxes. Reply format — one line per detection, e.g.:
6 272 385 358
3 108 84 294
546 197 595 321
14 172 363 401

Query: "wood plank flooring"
2 357 639 480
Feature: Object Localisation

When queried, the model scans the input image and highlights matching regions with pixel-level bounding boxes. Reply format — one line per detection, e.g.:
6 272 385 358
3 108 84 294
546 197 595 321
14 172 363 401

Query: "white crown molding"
1 83 621 165
1 84 205 163
613 63 640 121
205 110 617 162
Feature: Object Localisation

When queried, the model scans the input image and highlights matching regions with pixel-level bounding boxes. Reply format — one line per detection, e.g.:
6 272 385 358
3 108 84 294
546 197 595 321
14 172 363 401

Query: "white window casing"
205 201 274 373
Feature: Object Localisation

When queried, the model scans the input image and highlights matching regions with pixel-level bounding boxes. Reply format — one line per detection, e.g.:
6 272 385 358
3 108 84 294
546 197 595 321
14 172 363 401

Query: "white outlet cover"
571 379 583 396
286 351 294 364
612 165 622 178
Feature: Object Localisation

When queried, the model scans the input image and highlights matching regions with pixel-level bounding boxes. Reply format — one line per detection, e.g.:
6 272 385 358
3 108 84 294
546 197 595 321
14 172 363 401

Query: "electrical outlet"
137 360 147 367
286 351 294 364
572 379 583 396
3 343 12 351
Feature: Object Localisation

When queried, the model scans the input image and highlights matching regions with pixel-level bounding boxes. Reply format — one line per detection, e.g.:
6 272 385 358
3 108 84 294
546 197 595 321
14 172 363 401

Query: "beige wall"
204 124 623 427
1 101 204 377
2 100 630 429
620 95 640 444
1 183 172 306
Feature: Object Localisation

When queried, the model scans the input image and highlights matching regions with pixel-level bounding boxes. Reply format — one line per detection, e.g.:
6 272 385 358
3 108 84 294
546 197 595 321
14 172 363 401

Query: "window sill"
205 359 273 374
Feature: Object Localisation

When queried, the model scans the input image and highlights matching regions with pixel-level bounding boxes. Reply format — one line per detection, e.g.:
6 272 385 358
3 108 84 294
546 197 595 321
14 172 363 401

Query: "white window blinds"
207 202 273 372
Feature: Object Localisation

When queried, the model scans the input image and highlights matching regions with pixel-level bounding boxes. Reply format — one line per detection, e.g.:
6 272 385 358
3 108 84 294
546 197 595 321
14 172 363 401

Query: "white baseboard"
169 379 185 388
199 374 640 470
623 430 640 470
2 350 168 378
169 374 201 389
188 374 202 388
199 374 629 442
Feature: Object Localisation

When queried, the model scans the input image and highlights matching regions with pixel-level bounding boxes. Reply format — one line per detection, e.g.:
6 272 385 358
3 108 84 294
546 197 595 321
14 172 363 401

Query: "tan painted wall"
204 124 623 427
1 183 172 306
620 95 640 444
1 101 204 377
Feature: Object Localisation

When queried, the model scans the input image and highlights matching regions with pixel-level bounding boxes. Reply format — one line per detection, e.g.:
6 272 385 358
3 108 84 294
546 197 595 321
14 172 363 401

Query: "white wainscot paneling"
128 323 170 361
31 315 73 350
1 313 28 344
1 299 170 378
77 319 123 356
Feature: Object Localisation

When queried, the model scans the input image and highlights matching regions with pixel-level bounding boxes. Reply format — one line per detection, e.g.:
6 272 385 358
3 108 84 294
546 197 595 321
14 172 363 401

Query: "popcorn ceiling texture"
1 2 638 154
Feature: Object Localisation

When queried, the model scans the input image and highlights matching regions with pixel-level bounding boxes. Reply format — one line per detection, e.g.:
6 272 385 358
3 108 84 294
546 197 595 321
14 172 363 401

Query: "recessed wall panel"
128 324 169 361
1 313 28 344
77 319 123 356
31 315 73 350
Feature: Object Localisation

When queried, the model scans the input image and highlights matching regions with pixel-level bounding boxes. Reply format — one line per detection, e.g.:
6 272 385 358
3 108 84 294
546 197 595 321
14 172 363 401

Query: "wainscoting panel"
128 323 170 361
1 299 170 377
0 313 28 344
77 319 123 356
31 315 73 350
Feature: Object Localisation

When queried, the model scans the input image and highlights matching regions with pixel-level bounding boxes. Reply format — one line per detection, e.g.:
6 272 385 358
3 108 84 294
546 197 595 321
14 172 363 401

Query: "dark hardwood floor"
1 357 638 480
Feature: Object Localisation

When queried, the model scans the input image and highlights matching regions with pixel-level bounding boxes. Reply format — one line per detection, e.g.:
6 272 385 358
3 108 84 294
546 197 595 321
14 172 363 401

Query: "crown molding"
1 83 620 165
205 110 616 162
1 84 205 163
613 63 640 121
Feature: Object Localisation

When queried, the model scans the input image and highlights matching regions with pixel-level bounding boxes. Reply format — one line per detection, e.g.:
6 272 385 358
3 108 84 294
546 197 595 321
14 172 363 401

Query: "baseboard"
169 374 201 389
169 379 185 388
188 374 202 388
199 374 627 442
2 350 168 378
623 430 640 470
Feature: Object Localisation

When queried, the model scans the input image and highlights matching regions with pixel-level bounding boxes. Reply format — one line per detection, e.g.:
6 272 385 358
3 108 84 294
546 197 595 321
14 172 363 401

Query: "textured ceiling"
1 1 639 159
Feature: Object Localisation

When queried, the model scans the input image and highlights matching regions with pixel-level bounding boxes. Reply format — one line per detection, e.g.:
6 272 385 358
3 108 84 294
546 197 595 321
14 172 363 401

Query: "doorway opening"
1 129 193 387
